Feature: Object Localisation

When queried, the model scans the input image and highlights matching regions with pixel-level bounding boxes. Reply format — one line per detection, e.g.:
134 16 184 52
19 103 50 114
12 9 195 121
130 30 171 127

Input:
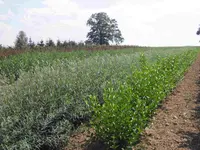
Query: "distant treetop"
196 25 200 35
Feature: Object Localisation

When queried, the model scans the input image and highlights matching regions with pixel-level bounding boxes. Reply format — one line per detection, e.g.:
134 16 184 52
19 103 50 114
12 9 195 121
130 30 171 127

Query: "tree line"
1 12 199 50
14 33 86 50
0 12 124 50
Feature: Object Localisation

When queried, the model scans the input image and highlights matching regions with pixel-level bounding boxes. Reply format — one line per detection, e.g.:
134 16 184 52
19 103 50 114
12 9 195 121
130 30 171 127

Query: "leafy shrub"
0 48 197 150
0 48 148 84
0 47 193 84
88 51 197 149
0 53 139 150
0 51 86 83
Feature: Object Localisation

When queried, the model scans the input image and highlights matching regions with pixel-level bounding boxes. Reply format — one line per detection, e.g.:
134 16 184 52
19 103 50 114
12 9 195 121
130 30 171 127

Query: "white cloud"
24 0 79 19
0 9 14 21
6 0 200 46
0 22 11 31
0 23 17 46
0 0 4 4
105 0 200 46
42 0 79 15
21 0 90 42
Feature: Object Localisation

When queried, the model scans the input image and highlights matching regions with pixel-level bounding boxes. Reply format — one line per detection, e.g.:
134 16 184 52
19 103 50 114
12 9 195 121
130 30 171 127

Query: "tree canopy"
14 31 28 49
45 38 55 47
86 12 124 45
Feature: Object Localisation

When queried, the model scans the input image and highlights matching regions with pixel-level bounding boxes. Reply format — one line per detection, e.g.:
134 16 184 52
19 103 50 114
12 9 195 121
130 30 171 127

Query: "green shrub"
0 47 198 150
0 48 147 84
0 51 81 83
88 51 198 149
0 53 139 150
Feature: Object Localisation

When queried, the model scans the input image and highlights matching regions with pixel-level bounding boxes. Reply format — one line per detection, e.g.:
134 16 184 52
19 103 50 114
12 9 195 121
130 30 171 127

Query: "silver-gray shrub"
0 53 138 150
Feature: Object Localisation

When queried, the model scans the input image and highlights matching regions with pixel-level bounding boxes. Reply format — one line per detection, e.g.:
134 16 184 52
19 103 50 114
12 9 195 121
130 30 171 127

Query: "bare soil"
66 54 200 150
135 54 200 150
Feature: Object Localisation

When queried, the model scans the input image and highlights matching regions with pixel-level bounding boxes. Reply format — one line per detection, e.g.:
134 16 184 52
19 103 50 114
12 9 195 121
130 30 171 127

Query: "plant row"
0 52 141 150
87 50 198 149
0 48 198 150
0 47 149 84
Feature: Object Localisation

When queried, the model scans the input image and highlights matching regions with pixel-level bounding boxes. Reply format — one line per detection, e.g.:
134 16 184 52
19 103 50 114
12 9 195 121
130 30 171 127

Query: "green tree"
86 12 124 45
28 37 35 49
68 40 76 47
61 40 77 47
78 41 85 46
0 44 3 50
45 38 55 47
56 39 62 47
37 40 45 47
14 31 28 49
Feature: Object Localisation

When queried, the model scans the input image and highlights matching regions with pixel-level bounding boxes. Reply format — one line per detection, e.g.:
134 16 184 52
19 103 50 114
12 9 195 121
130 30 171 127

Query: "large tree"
86 12 124 45
14 31 28 49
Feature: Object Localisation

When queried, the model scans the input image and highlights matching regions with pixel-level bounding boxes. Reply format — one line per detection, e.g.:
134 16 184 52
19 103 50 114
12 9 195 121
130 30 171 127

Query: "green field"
0 47 199 150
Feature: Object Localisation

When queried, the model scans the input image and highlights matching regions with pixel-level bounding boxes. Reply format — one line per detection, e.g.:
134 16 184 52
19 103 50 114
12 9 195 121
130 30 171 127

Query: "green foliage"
14 31 28 50
0 52 70 83
0 52 141 150
37 40 45 47
86 12 124 45
0 47 198 150
28 37 35 49
0 48 149 84
0 50 99 83
56 39 62 47
88 51 198 149
45 38 55 47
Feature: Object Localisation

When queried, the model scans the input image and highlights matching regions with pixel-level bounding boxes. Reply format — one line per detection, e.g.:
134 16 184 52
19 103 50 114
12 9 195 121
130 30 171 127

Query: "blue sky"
0 0 200 46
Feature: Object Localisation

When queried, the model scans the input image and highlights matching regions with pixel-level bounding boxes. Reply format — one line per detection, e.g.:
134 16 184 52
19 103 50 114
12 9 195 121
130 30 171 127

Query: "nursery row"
0 47 198 150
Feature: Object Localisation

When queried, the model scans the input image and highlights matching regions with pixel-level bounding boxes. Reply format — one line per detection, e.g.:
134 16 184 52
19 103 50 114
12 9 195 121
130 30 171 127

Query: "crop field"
0 47 199 150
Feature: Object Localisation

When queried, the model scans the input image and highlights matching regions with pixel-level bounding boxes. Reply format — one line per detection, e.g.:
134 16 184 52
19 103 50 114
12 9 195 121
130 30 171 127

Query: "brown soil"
66 54 200 150
66 128 107 150
135 54 200 150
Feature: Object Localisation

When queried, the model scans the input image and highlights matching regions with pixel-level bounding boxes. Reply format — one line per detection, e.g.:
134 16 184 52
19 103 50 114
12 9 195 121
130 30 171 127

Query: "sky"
0 0 200 46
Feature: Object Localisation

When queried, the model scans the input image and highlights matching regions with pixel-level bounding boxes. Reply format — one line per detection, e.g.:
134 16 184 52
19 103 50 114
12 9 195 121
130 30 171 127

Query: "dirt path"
135 55 200 150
